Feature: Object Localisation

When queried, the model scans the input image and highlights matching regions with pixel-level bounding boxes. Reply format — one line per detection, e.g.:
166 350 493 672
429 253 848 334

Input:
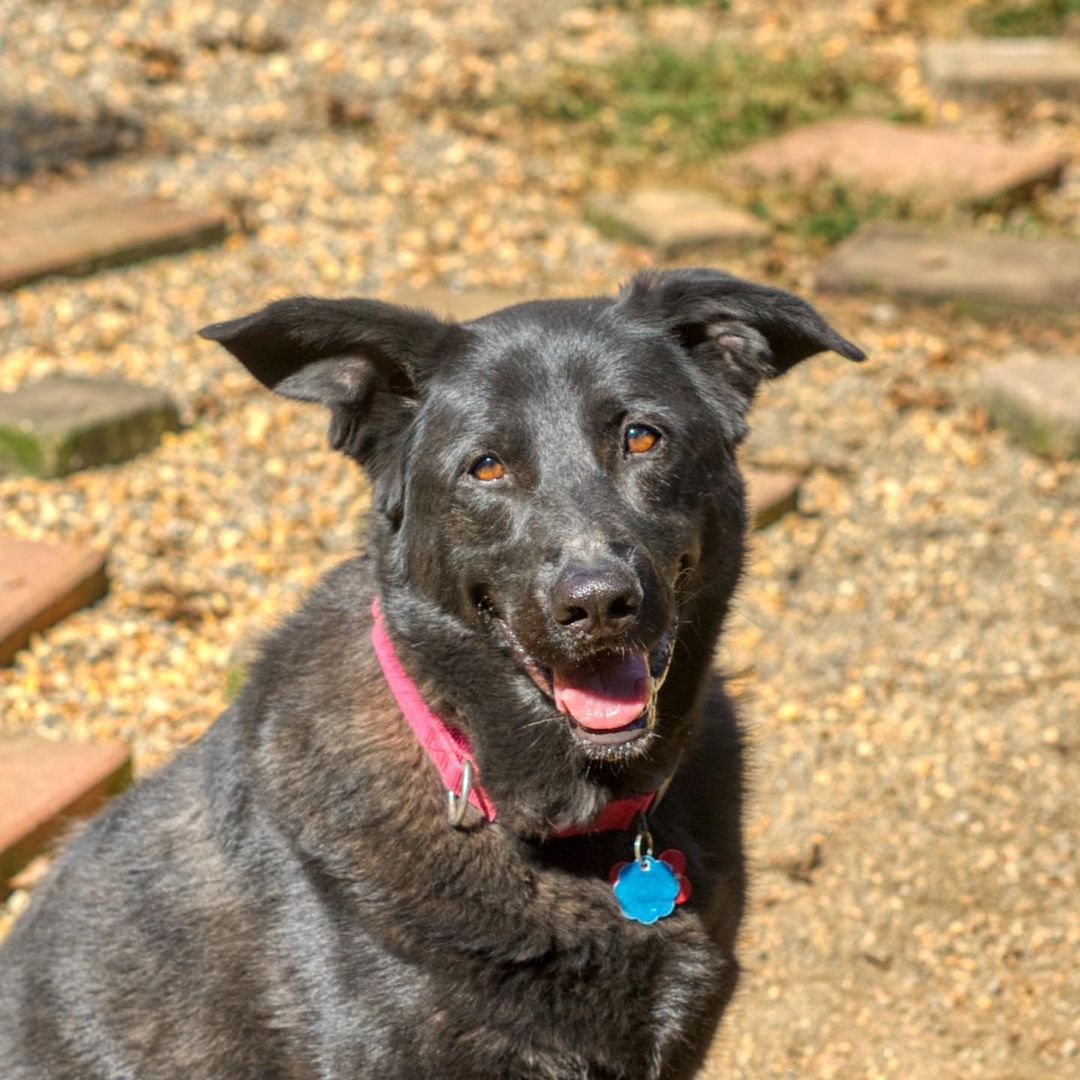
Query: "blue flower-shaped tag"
613 856 680 925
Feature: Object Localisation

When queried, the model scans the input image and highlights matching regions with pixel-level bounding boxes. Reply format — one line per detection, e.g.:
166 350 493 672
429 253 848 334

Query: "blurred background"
0 1 1077 1077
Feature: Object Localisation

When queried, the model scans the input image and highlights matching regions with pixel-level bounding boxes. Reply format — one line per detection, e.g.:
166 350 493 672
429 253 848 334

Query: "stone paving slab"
0 182 226 291
0 375 180 477
818 225 1080 310
745 467 801 528
585 188 770 258
729 118 1068 210
0 537 109 666
0 734 131 888
923 38 1080 103
978 357 1080 458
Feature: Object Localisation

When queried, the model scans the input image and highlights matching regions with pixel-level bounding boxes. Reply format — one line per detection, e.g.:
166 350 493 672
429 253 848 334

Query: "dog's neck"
370 599 655 837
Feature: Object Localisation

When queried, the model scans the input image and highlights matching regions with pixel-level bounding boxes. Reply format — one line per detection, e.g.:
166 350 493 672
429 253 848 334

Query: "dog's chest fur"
292 850 727 1079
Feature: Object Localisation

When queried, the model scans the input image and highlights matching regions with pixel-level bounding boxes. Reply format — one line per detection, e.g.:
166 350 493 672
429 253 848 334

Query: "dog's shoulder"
247 554 375 679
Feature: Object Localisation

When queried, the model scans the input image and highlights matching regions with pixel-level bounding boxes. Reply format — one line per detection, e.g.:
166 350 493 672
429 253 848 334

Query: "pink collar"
370 599 654 836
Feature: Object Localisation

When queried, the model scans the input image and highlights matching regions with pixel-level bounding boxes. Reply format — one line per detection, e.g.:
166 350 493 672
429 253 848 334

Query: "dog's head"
202 269 863 831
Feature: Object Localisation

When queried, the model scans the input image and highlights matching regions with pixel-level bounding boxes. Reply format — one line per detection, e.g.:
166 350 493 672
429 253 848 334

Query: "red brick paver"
745 467 801 528
0 537 108 666
0 734 131 887
391 285 531 322
730 118 1067 211
0 182 226 291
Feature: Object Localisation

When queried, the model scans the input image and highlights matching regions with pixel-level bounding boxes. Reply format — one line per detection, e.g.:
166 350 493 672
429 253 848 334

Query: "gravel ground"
1 2 1078 1077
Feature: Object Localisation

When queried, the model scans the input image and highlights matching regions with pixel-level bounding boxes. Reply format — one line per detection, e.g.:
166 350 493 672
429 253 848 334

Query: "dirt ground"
1 2 1077 1077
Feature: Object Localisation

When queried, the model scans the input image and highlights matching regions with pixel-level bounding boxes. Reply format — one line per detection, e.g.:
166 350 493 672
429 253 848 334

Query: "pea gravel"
1 2 1077 1078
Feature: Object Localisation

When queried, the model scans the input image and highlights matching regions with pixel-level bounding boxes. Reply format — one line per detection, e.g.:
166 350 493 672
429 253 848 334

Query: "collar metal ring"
447 759 473 828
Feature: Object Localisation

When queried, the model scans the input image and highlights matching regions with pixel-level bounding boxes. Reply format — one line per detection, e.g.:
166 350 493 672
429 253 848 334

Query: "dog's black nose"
551 563 643 637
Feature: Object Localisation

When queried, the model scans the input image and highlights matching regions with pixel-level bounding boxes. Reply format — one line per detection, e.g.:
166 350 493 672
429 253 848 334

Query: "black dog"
0 268 862 1078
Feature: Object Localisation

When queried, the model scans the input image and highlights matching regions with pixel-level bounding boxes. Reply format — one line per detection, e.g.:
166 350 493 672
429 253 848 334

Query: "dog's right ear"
200 297 466 523
200 295 466 457
199 296 462 407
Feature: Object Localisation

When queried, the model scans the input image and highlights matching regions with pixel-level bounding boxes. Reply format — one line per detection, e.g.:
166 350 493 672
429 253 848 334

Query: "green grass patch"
968 0 1080 36
789 186 897 247
0 425 46 477
224 664 248 702
530 43 909 162
744 182 905 248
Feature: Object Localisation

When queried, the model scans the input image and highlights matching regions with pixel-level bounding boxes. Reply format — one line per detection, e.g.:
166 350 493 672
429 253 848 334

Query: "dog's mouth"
482 604 676 751
552 654 654 746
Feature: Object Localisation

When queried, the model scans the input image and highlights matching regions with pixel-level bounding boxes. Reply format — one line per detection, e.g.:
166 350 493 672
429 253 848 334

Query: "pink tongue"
552 654 651 731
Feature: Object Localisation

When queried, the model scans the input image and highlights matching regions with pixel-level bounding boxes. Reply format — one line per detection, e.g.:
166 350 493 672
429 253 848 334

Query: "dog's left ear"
615 268 864 436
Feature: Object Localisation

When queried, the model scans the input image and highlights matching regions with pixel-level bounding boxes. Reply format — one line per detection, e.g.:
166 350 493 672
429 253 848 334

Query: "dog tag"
612 856 681 925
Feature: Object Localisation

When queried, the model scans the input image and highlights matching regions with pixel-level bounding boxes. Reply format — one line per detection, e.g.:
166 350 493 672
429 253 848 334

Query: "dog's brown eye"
625 424 660 455
471 454 505 482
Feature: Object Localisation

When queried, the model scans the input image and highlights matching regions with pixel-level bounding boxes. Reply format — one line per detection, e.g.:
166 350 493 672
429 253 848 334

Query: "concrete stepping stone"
745 468 801 528
0 537 109 666
585 188 770 258
818 225 1080 310
729 118 1067 211
0 375 180 477
978 357 1080 458
0 734 131 888
923 38 1080 103
0 182 226 291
